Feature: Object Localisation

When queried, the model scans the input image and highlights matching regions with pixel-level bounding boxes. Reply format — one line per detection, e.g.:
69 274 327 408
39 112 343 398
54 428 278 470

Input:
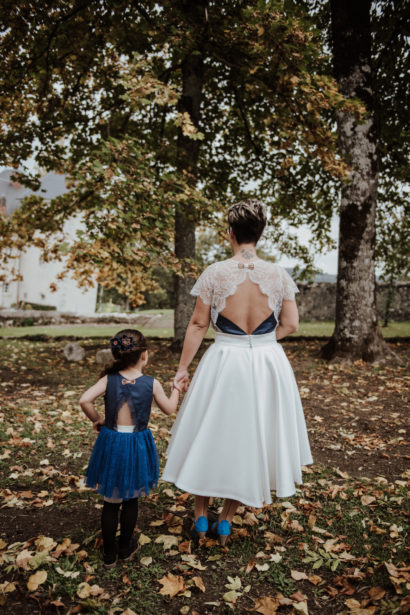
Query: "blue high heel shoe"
192 515 208 539
211 520 232 546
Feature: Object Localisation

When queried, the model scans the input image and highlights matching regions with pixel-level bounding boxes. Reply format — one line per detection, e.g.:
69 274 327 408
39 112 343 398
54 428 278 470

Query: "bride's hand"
174 369 189 392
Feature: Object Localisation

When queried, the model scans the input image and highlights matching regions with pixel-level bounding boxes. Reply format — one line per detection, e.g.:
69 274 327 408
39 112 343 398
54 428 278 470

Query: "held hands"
173 369 189 393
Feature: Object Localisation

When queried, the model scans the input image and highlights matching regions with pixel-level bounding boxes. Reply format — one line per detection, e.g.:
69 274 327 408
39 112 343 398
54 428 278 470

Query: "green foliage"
0 0 352 298
303 546 341 571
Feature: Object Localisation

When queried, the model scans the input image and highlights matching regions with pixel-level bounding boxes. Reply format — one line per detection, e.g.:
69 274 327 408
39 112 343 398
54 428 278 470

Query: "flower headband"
110 334 137 352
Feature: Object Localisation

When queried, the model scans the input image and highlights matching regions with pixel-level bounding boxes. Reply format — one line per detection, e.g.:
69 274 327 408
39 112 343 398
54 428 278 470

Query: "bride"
162 199 312 545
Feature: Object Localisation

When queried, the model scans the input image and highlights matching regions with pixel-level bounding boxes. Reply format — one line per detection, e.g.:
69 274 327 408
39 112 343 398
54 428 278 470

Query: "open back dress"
162 258 313 507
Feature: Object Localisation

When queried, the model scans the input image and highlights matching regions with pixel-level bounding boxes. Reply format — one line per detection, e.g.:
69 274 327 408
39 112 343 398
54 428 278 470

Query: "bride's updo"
227 199 267 245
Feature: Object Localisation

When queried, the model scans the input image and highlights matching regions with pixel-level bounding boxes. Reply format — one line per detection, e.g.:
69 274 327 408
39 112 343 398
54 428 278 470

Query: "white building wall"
0 169 98 314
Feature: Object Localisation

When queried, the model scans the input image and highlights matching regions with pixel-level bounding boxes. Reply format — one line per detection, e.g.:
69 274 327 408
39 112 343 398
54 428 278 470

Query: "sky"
278 219 339 275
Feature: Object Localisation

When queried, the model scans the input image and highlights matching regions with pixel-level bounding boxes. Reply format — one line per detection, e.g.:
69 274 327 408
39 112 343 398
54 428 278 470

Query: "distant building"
0 169 97 314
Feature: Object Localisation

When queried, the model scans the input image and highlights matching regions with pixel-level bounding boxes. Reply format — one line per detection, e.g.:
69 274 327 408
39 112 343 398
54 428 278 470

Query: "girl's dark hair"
100 329 147 377
228 199 267 244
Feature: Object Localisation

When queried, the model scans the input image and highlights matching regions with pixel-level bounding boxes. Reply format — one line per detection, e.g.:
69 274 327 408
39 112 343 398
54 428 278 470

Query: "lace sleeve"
190 265 215 305
280 267 299 300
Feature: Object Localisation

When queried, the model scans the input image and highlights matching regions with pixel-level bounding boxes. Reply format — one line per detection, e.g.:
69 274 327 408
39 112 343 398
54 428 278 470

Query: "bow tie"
121 378 136 385
238 262 255 270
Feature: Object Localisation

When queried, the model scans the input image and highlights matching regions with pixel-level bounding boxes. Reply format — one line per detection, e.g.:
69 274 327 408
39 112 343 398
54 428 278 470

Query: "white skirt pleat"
162 331 313 507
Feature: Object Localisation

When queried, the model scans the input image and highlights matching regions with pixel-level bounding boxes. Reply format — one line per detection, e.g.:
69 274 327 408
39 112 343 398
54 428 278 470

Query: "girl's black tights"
101 499 139 555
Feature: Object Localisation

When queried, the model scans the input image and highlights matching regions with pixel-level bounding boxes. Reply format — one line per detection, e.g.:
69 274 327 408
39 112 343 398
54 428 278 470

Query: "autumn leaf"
368 587 386 601
27 569 47 591
361 495 376 506
291 570 309 581
138 533 151 546
0 581 16 594
34 536 57 552
140 556 152 567
223 590 241 604
77 582 92 598
16 549 34 570
345 598 377 614
253 596 280 614
154 534 179 550
158 573 186 598
293 601 309 615
192 576 206 592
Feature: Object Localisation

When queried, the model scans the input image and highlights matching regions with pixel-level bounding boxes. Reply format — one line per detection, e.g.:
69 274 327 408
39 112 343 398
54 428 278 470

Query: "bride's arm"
275 299 299 340
174 297 211 390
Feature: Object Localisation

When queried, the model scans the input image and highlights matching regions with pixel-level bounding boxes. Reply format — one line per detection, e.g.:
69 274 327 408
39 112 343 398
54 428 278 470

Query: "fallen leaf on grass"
192 576 206 592
360 495 376 506
27 569 47 591
16 549 34 570
290 591 307 602
225 576 242 591
368 587 386 601
269 553 282 563
120 609 137 615
140 556 152 567
293 600 309 615
158 573 186 598
35 536 57 552
55 566 80 578
138 534 151 546
155 534 179 550
291 570 308 581
178 540 191 554
255 562 269 572
181 554 207 570
253 596 279 614
76 582 104 598
223 590 241 604
308 574 323 585
0 581 16 593
246 558 255 573
345 598 377 614
243 512 259 526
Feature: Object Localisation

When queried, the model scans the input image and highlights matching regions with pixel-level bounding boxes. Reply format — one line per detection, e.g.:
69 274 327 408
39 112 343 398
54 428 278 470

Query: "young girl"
80 329 180 567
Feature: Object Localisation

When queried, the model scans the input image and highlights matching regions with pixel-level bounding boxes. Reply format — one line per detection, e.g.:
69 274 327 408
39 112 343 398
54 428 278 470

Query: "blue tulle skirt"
86 426 159 500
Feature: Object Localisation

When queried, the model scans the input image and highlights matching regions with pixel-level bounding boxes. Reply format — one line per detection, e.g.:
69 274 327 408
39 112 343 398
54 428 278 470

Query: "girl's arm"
79 376 108 428
153 379 180 416
275 300 299 340
174 297 211 390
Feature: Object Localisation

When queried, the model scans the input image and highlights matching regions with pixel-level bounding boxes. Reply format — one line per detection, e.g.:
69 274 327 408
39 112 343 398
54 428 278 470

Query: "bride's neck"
232 243 257 261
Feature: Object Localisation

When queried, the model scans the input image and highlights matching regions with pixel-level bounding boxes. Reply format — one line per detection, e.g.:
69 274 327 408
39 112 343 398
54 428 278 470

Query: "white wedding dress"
162 259 313 507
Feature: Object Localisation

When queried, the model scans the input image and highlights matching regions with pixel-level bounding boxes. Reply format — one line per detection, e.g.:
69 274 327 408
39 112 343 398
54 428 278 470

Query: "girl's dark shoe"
103 551 117 569
118 537 139 561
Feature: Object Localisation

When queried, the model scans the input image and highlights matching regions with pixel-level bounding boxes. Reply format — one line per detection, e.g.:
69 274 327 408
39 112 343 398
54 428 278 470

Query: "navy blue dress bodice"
104 373 154 432
215 312 277 335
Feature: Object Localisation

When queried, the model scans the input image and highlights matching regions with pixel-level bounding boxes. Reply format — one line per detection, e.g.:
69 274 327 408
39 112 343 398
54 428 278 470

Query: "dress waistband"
115 424 135 433
214 331 277 347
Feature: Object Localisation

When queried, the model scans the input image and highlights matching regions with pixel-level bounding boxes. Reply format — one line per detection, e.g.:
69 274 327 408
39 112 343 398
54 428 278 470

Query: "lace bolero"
190 258 299 326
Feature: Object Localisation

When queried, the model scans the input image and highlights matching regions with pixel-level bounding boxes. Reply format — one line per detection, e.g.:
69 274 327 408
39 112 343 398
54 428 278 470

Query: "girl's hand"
174 369 189 392
93 419 104 433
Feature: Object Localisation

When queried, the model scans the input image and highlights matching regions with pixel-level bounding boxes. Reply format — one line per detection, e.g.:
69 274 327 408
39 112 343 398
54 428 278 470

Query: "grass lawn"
1 320 409 339
0 337 408 614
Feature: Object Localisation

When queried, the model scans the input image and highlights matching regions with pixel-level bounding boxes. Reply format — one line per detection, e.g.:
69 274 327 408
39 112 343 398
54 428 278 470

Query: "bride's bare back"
221 276 273 334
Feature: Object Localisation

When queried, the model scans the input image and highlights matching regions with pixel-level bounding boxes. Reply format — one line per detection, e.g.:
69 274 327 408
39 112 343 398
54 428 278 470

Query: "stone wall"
296 282 410 321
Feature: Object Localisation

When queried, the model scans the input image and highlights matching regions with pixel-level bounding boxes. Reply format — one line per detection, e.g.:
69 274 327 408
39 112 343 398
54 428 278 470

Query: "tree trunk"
173 3 205 348
322 0 390 362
